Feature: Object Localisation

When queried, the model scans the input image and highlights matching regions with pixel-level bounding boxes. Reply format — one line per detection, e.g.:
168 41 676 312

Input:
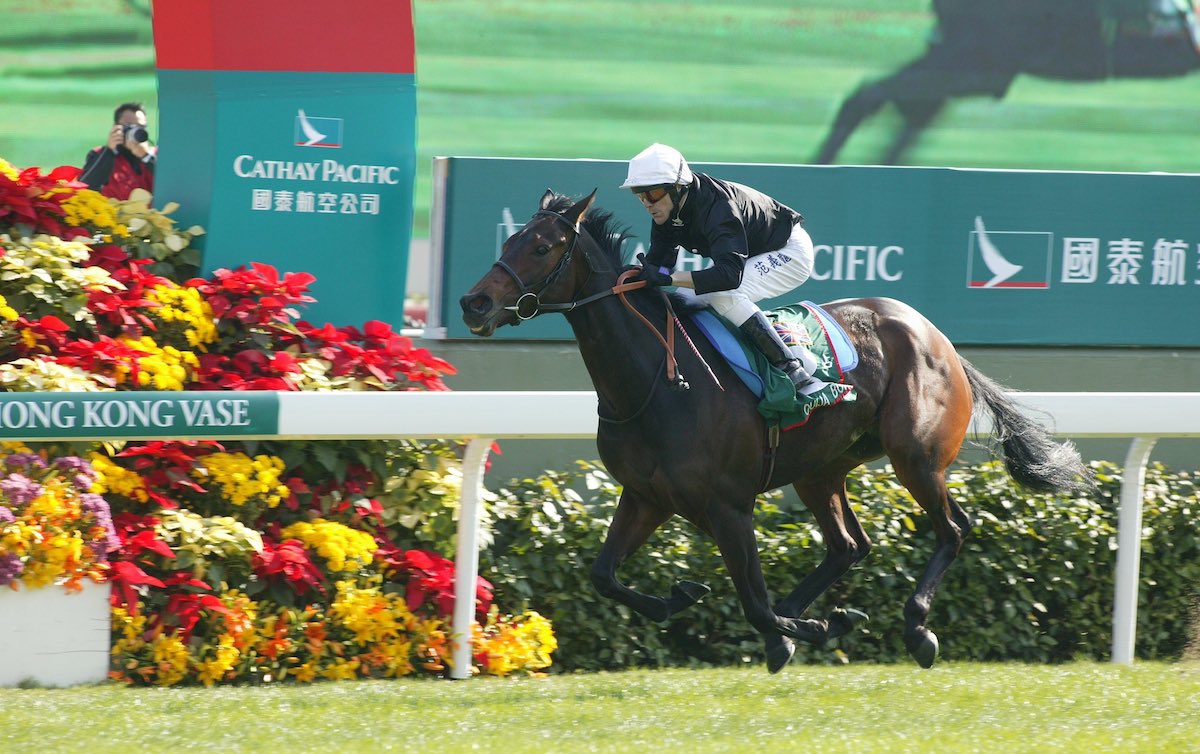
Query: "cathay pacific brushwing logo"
295 110 343 148
966 217 1053 289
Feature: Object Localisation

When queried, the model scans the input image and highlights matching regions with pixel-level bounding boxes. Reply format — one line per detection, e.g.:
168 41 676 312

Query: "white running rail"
3 390 1197 675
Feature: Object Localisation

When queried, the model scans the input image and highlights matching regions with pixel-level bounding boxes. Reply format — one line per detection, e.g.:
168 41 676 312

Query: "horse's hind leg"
890 460 973 668
880 362 973 667
590 491 711 623
762 473 872 673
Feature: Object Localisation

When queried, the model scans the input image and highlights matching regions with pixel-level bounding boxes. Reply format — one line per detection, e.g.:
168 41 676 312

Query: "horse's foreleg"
882 97 946 165
763 478 872 672
590 492 710 623
812 78 894 164
708 506 831 654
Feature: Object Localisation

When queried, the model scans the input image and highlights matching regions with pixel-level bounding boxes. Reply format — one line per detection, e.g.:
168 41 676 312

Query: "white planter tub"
0 580 111 687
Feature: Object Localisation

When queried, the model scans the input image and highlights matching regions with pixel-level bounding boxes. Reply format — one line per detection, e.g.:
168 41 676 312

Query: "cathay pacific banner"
429 157 1200 346
153 1 417 328
0 393 279 441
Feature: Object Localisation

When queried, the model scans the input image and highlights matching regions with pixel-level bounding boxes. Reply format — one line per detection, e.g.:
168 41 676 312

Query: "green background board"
0 392 279 441
156 70 417 328
435 157 1200 345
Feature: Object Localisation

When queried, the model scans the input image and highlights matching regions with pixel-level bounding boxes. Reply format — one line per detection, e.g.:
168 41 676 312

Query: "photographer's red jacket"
80 146 155 200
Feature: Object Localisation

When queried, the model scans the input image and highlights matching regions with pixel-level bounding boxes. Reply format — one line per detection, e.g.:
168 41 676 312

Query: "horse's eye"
535 244 552 256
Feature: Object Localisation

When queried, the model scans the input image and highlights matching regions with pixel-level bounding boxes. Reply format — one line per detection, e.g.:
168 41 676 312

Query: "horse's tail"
960 358 1095 494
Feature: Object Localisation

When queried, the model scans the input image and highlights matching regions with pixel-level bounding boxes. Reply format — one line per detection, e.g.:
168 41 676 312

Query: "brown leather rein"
489 209 722 394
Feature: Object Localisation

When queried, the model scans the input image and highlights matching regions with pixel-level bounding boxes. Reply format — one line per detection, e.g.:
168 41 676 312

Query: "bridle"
491 210 588 321
489 207 723 416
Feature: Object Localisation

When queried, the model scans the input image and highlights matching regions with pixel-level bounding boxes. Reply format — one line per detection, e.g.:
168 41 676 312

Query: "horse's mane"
543 192 702 311
543 193 632 269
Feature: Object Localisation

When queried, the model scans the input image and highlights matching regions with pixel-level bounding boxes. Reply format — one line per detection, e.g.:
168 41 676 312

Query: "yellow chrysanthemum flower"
89 452 150 504
113 335 201 391
0 294 18 322
146 284 217 351
280 519 377 573
191 452 289 509
61 189 129 241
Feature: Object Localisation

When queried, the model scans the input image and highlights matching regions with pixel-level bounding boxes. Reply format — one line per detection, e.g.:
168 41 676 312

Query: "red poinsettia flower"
187 263 316 330
114 441 222 508
252 538 326 598
0 164 85 237
108 512 174 616
379 547 494 622
152 587 228 642
56 335 153 386
12 314 71 356
293 319 456 390
85 246 169 336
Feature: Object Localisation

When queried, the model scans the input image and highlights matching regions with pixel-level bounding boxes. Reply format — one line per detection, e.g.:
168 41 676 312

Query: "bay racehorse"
460 190 1093 671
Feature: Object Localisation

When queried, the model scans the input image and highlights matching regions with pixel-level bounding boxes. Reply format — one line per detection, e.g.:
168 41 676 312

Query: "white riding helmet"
619 143 693 189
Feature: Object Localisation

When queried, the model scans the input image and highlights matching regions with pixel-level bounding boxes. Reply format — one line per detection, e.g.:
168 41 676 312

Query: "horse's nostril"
460 294 492 316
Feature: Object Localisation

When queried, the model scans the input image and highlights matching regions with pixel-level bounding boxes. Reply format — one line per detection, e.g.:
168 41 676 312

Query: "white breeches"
675 223 814 326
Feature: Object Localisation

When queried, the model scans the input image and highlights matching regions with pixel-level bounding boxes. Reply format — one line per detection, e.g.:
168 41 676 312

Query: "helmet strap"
668 184 688 226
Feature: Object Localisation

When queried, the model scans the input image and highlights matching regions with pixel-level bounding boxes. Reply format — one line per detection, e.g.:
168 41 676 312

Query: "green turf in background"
2 0 1198 240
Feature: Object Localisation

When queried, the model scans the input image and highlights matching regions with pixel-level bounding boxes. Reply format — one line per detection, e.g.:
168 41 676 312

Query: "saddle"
690 301 857 430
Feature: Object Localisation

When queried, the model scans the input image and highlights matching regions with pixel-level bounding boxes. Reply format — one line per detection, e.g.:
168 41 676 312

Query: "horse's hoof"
826 607 869 642
765 635 796 674
669 580 711 608
907 630 939 669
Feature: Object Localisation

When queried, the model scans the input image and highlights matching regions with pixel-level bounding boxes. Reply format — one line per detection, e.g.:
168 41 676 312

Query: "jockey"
620 143 827 396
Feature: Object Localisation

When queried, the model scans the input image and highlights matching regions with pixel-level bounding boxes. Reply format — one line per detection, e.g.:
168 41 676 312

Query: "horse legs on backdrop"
589 491 711 623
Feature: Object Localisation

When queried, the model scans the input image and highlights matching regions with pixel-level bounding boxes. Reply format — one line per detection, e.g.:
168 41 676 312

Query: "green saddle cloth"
717 304 857 430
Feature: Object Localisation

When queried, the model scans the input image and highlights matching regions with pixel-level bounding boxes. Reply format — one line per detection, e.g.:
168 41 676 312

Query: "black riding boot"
738 311 822 395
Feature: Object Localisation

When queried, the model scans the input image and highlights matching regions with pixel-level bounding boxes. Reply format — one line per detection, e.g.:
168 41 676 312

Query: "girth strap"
758 423 781 494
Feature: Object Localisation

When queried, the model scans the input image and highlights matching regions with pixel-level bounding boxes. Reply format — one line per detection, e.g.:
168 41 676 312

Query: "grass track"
1 663 1199 753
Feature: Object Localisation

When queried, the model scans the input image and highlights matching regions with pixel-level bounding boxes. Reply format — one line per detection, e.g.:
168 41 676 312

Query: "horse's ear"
563 189 597 229
539 189 555 210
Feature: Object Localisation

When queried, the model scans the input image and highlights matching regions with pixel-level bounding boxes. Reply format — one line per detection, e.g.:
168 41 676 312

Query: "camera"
122 124 149 144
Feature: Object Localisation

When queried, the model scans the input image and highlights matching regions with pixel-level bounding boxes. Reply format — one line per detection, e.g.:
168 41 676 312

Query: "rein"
493 208 723 413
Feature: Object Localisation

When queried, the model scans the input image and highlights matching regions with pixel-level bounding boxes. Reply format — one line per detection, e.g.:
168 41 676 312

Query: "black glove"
636 265 673 287
628 253 672 286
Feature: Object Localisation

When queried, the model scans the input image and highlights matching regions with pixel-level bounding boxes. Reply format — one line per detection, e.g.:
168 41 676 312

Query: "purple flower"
0 505 13 525
0 553 23 587
53 456 93 474
4 453 46 470
79 492 119 553
60 459 96 489
0 473 43 506
72 473 96 491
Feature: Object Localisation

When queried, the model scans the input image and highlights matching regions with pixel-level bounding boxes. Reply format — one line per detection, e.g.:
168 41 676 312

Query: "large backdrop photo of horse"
811 0 1200 168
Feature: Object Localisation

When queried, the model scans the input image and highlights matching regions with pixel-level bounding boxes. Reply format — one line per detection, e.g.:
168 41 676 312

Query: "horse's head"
460 189 600 336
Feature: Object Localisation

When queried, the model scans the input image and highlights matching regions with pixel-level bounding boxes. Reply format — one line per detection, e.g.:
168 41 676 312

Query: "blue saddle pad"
690 301 859 428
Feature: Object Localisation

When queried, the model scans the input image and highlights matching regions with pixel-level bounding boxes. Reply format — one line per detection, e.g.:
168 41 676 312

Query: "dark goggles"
631 185 670 204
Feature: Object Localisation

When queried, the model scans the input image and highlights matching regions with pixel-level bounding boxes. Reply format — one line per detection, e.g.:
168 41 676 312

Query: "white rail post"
1111 437 1156 664
450 437 493 679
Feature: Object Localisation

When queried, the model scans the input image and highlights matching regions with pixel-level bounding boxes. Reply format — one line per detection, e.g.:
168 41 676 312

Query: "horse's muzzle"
460 291 502 336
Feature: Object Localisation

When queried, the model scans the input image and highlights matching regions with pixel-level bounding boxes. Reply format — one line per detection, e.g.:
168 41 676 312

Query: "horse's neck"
565 293 670 418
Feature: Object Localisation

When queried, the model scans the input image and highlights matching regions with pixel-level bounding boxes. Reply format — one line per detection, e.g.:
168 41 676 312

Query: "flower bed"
0 158 556 685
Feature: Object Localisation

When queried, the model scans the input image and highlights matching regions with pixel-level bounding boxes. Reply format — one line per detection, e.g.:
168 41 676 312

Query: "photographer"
79 102 156 200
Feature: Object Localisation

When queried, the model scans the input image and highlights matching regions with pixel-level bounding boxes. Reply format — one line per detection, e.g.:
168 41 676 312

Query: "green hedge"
479 461 1200 671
